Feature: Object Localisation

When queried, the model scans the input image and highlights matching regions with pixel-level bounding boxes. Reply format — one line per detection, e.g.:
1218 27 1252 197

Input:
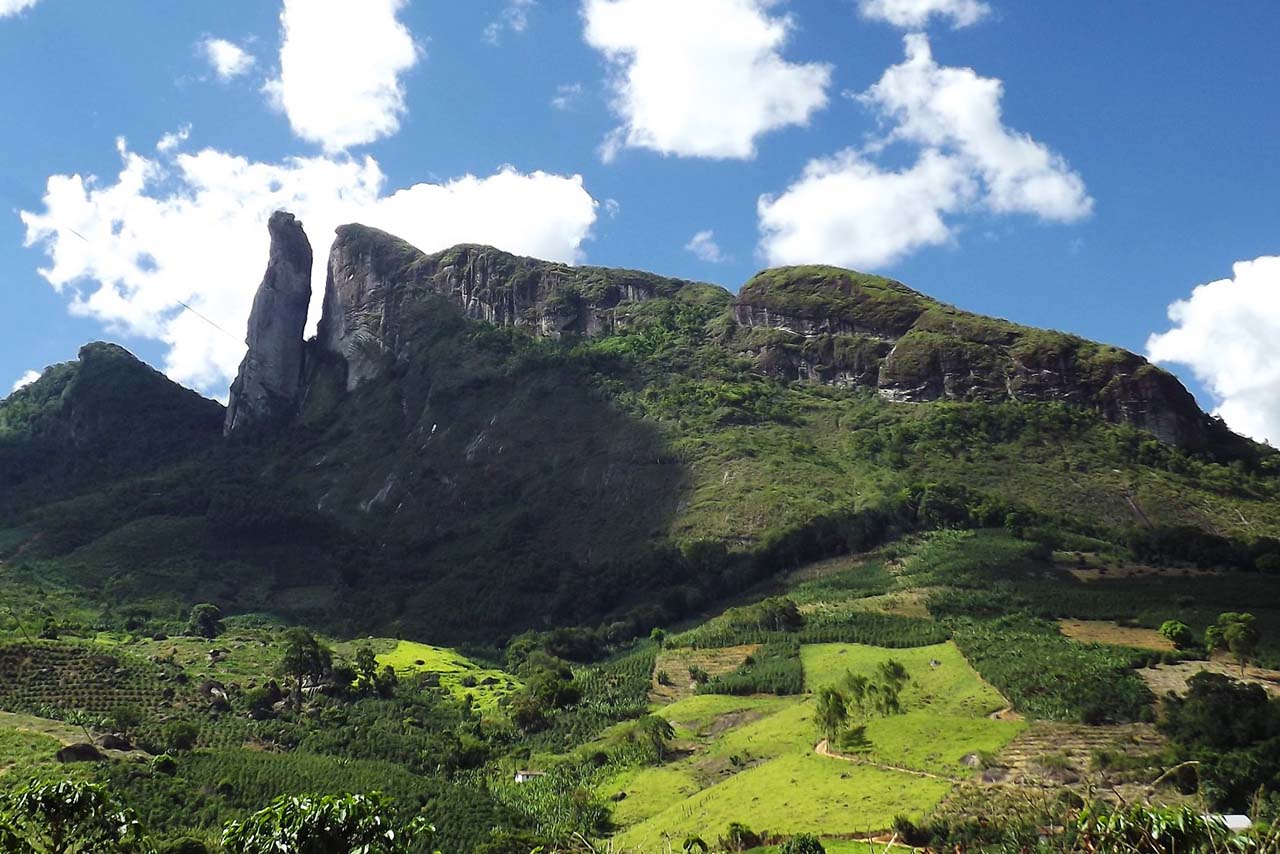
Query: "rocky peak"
317 225 708 389
731 265 1213 447
225 211 313 433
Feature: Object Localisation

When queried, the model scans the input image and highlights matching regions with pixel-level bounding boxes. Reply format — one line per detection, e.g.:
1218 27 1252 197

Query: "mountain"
2 214 1278 644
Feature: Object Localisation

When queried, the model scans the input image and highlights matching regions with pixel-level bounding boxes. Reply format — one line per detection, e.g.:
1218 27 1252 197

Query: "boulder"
57 743 106 763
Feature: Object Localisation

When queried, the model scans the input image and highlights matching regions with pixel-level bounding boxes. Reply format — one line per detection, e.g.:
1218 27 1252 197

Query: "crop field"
1057 619 1174 651
373 639 522 712
650 644 760 703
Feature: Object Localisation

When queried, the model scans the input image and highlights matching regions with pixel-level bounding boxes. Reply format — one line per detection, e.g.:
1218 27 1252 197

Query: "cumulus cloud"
759 148 973 268
858 0 991 28
861 34 1091 222
758 34 1090 268
685 230 730 263
583 0 831 161
156 125 191 153
264 0 420 152
200 38 256 80
484 0 536 44
21 139 598 397
0 0 42 17
1147 256 1280 445
10 371 40 393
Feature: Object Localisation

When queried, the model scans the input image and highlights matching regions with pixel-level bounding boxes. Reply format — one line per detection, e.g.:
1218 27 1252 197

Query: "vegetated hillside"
2 221 1280 646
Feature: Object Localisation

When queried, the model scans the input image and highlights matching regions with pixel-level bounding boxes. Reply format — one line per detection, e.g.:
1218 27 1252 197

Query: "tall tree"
814 687 848 747
280 628 332 712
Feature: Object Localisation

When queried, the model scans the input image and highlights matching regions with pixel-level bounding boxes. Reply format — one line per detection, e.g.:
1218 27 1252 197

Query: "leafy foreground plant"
221 792 436 854
895 802 1278 853
0 779 150 854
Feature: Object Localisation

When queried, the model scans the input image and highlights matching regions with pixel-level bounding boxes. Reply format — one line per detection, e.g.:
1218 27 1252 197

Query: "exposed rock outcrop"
317 225 715 389
730 265 1212 447
225 211 313 433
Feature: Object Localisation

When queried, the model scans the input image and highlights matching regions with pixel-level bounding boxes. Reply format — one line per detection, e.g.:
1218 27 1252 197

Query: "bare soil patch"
649 645 760 703
1058 620 1174 652
1139 659 1280 699
989 721 1167 797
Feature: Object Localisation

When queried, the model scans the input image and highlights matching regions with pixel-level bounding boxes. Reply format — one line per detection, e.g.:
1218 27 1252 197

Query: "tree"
0 779 151 854
780 834 826 854
108 704 144 740
186 604 223 640
221 793 434 854
878 659 908 690
649 627 667 648
354 645 379 693
843 672 869 721
280 628 332 712
637 714 676 761
814 687 848 747
164 721 198 753
1207 613 1260 674
1159 620 1195 650
1220 613 1260 675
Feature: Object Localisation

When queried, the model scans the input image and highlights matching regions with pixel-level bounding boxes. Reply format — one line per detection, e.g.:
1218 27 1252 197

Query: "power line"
3 179 240 342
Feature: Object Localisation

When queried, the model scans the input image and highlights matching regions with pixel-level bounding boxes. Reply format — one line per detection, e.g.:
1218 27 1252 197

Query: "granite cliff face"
230 216 1212 449
728 266 1212 447
225 212 313 433
316 224 707 389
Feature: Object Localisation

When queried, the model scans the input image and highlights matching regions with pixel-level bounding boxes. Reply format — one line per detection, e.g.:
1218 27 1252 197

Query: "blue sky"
2 0 1279 441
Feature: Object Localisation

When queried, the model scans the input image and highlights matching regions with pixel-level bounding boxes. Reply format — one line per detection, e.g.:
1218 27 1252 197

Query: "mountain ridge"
3 214 1277 644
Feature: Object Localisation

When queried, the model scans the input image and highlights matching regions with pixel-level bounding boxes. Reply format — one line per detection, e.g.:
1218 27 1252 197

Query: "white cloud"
759 148 973 268
200 38 256 80
551 82 584 111
583 0 831 161
861 34 1091 222
156 125 191 153
10 370 40 393
0 0 42 18
484 0 536 44
858 0 991 28
264 0 420 152
21 139 599 397
758 34 1089 269
685 230 730 264
1147 256 1280 445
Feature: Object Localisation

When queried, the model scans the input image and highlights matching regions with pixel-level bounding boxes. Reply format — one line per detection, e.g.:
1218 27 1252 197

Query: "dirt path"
814 739 961 783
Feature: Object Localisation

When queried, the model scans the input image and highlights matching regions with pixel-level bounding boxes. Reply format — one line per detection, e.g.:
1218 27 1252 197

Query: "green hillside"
3 230 1280 849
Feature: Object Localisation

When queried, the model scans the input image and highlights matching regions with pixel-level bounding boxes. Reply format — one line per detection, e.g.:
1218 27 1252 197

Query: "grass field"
801 642 1008 717
607 640 1020 850
0 719 62 775
373 639 521 713
613 754 951 852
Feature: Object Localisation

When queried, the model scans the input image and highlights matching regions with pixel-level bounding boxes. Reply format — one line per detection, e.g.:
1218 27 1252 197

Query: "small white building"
1211 815 1253 832
514 770 546 784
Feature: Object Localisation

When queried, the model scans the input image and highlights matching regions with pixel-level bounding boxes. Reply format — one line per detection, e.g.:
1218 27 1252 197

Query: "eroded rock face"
730 265 1211 447
225 212 313 433
317 225 710 389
